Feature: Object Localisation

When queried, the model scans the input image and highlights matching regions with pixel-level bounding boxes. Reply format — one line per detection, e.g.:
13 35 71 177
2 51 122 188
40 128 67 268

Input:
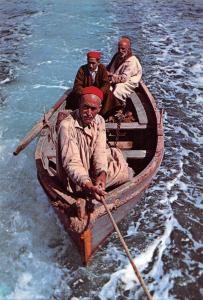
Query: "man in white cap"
107 36 142 106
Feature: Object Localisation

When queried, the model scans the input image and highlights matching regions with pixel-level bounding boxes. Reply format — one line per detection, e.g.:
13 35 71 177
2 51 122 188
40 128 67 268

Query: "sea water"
0 0 202 299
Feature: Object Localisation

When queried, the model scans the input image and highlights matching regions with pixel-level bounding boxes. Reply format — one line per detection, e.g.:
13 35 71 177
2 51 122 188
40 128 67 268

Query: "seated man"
107 36 142 107
66 51 118 117
57 86 131 202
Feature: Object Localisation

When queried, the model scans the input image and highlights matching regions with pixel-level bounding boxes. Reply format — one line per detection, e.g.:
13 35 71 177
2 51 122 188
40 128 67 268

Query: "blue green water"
0 0 202 299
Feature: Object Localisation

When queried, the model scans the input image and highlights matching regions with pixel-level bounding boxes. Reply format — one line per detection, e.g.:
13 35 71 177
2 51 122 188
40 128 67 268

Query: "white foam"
99 215 175 299
0 77 11 84
33 84 68 90
6 273 36 300
37 60 52 66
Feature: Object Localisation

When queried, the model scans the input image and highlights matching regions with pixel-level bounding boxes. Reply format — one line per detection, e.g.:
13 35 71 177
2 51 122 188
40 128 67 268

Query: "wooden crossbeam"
105 122 147 130
122 150 146 159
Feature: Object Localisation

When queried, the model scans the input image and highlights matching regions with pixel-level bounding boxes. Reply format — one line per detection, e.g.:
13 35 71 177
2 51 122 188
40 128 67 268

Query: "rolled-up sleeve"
58 122 90 186
122 57 142 83
110 56 142 84
92 118 108 176
73 67 84 95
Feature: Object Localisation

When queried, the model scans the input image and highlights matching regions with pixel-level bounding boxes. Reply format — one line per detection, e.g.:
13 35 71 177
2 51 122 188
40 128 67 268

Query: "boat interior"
42 89 157 191
40 86 158 191
105 89 157 176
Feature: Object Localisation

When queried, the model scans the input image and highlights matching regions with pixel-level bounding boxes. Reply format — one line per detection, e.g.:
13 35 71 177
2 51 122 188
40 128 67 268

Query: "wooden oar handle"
13 92 69 156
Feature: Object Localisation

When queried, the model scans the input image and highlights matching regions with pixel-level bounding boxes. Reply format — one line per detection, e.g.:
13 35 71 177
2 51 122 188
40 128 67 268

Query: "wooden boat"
35 80 164 265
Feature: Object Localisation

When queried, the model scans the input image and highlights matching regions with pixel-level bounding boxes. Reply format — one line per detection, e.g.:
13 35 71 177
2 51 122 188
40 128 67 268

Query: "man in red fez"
57 86 131 206
65 51 120 117
87 51 101 60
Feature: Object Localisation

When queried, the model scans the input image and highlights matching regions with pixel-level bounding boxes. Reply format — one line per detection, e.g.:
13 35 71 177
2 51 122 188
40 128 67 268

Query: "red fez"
81 86 103 101
87 51 101 59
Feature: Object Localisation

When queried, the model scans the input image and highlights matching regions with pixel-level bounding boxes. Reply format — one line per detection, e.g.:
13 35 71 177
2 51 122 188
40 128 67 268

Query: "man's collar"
89 66 98 73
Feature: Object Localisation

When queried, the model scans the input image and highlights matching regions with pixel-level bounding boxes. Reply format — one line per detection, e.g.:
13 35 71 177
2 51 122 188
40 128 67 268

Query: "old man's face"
79 94 101 126
87 57 99 72
118 39 130 59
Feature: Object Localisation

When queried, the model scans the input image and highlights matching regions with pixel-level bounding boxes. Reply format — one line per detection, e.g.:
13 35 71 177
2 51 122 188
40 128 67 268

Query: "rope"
101 196 153 300
114 118 121 147
114 110 124 147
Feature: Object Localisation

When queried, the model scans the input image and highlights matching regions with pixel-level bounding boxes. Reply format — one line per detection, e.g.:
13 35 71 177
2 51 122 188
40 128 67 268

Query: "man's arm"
58 119 107 201
98 64 110 95
95 171 106 191
58 120 91 187
111 56 142 84
92 117 108 179
72 66 85 96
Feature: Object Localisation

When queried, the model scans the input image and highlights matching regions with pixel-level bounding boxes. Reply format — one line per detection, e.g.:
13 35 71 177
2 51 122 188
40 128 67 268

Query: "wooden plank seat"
108 141 133 149
105 122 147 130
122 150 146 159
130 92 148 124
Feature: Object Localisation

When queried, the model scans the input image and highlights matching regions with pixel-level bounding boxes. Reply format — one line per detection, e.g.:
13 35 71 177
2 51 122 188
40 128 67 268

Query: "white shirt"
89 66 98 83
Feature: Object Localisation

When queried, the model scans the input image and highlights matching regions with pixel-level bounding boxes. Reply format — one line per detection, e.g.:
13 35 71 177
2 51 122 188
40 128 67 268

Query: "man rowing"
57 86 132 202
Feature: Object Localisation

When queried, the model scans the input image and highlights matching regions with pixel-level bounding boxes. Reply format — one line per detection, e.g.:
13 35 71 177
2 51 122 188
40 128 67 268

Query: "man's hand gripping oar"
82 171 107 202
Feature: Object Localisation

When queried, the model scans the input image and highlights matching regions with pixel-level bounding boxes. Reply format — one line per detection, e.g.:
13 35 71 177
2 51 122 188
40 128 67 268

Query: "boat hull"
35 80 164 265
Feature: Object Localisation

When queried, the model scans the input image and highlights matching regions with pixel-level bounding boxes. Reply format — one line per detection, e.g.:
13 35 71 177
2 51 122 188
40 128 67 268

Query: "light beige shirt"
56 110 108 190
110 55 142 83
56 109 131 193
109 55 142 102
89 66 98 83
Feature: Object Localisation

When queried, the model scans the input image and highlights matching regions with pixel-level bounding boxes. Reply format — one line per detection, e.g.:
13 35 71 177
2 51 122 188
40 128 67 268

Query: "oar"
101 196 153 300
13 91 69 156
